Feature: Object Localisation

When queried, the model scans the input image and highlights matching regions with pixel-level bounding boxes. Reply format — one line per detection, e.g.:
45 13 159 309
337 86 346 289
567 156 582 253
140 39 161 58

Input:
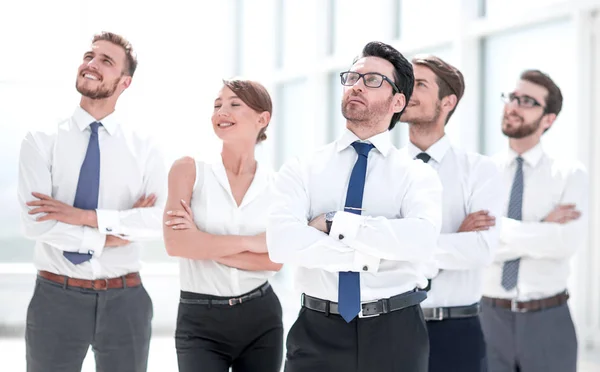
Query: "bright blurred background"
1 0 600 370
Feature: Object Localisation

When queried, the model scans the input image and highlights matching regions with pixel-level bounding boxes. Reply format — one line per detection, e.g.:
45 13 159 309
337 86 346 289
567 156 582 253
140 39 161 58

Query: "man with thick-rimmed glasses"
267 41 442 371
480 70 588 372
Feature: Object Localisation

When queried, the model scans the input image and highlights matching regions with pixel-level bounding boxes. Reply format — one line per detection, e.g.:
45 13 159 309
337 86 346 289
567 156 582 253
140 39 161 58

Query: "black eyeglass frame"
340 71 400 94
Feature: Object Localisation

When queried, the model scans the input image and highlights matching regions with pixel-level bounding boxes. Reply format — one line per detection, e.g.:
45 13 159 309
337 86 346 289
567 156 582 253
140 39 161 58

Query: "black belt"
179 282 271 306
301 289 426 318
422 303 480 321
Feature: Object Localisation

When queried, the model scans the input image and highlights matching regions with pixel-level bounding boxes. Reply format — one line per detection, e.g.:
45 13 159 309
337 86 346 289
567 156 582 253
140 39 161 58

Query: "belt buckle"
92 278 109 291
228 297 242 306
430 307 444 321
358 300 380 318
510 299 526 313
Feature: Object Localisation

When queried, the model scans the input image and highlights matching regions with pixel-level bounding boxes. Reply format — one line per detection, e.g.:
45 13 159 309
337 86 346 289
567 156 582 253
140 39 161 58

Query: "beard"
401 101 441 126
341 92 392 125
502 113 542 138
76 75 120 100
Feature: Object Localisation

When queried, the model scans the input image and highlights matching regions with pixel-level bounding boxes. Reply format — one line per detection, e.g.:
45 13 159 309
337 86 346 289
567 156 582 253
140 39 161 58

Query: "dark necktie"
501 156 524 290
416 152 431 164
415 152 434 291
338 141 374 322
63 122 101 265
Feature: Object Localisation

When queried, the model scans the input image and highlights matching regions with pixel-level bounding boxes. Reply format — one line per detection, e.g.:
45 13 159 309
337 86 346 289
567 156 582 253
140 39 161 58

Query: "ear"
258 111 270 129
541 112 556 131
392 93 406 114
442 94 458 113
121 75 133 89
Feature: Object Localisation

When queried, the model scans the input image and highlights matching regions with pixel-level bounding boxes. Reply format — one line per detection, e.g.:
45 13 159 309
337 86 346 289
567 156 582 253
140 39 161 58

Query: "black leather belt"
482 291 569 313
422 303 480 321
301 289 426 318
179 282 271 306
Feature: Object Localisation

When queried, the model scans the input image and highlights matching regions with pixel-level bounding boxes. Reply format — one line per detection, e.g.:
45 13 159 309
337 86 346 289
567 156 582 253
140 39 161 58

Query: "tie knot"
89 122 101 134
416 152 431 163
515 156 524 166
351 142 374 157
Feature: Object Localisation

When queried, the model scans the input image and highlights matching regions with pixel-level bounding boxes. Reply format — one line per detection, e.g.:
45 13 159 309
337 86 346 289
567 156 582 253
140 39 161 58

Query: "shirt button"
362 265 369 271
338 234 344 240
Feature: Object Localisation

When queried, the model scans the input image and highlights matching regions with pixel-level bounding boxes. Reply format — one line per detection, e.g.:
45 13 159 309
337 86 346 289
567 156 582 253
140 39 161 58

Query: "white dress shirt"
18 106 166 279
402 135 503 308
483 143 589 301
267 129 443 302
179 159 276 297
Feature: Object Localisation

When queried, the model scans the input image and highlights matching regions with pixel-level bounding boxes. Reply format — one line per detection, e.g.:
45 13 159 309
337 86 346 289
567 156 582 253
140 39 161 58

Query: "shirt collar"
406 134 451 163
507 142 544 167
73 106 119 136
335 128 392 157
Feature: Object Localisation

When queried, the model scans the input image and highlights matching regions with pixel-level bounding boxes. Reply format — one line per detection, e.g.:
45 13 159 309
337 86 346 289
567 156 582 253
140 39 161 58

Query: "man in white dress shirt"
267 41 443 372
18 32 165 372
479 70 588 372
399 55 503 372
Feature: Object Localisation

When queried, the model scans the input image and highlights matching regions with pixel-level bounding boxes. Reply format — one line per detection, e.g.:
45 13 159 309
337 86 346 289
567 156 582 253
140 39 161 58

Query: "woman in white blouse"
163 79 283 372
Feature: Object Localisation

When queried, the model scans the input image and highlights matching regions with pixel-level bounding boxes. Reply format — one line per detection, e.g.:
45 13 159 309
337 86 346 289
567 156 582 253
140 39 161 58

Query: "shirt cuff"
80 226 105 257
329 211 362 241
353 250 380 273
96 209 121 235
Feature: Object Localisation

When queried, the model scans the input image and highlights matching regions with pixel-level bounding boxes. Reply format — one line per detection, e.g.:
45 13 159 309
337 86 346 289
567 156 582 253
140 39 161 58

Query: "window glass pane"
482 21 575 158
400 0 458 43
333 0 396 58
483 0 566 18
239 0 277 74
280 0 318 69
328 72 347 142
274 79 309 168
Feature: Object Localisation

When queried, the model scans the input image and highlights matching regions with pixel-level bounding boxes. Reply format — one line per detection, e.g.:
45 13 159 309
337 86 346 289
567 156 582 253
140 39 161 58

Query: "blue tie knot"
351 141 374 157
515 156 524 166
89 122 101 134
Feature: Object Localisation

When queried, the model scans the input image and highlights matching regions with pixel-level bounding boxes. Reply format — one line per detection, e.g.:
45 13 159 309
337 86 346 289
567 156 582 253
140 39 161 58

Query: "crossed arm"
162 157 281 272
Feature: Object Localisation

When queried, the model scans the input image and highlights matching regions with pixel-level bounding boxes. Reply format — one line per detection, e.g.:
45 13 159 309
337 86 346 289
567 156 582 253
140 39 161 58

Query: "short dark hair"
92 32 137 77
412 55 465 125
520 69 563 116
222 78 273 143
354 41 414 130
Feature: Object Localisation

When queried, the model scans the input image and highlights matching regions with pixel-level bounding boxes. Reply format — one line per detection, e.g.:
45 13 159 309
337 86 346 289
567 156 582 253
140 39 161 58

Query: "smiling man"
480 70 589 372
267 41 443 372
399 55 503 372
18 32 166 372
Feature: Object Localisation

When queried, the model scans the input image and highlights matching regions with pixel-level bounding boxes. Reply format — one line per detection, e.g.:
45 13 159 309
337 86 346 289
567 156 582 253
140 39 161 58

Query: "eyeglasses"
340 71 400 94
501 92 545 110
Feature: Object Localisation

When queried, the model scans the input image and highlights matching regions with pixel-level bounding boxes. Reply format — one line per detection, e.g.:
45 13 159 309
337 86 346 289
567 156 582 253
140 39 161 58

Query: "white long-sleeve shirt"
483 143 589 301
18 106 166 279
267 129 443 302
403 135 503 308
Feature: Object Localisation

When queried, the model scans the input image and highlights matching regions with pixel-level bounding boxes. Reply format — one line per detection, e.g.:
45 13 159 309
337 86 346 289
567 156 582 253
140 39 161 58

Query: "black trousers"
427 316 487 372
284 304 429 372
175 283 283 372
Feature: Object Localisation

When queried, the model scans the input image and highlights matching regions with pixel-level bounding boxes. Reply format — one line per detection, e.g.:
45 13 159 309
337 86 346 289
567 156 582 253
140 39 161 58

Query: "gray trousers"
480 301 577 372
26 275 153 372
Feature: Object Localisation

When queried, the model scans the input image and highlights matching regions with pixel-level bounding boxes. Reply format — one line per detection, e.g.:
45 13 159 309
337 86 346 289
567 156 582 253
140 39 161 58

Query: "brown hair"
222 79 273 143
412 55 465 124
92 32 137 77
520 69 563 116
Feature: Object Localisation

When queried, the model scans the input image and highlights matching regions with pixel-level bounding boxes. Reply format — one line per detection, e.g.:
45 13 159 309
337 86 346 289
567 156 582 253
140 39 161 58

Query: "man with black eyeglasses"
480 70 588 372
267 41 443 371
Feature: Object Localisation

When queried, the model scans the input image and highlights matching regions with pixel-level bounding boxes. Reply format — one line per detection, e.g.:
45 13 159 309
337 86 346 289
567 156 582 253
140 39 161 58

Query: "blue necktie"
63 122 101 265
338 141 374 322
501 156 524 290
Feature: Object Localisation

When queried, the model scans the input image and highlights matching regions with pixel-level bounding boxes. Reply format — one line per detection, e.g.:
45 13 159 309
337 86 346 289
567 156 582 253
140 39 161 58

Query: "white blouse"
179 159 276 296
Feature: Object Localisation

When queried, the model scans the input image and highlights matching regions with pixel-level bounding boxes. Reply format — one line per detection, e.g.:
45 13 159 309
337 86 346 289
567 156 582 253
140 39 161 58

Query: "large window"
274 79 309 168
